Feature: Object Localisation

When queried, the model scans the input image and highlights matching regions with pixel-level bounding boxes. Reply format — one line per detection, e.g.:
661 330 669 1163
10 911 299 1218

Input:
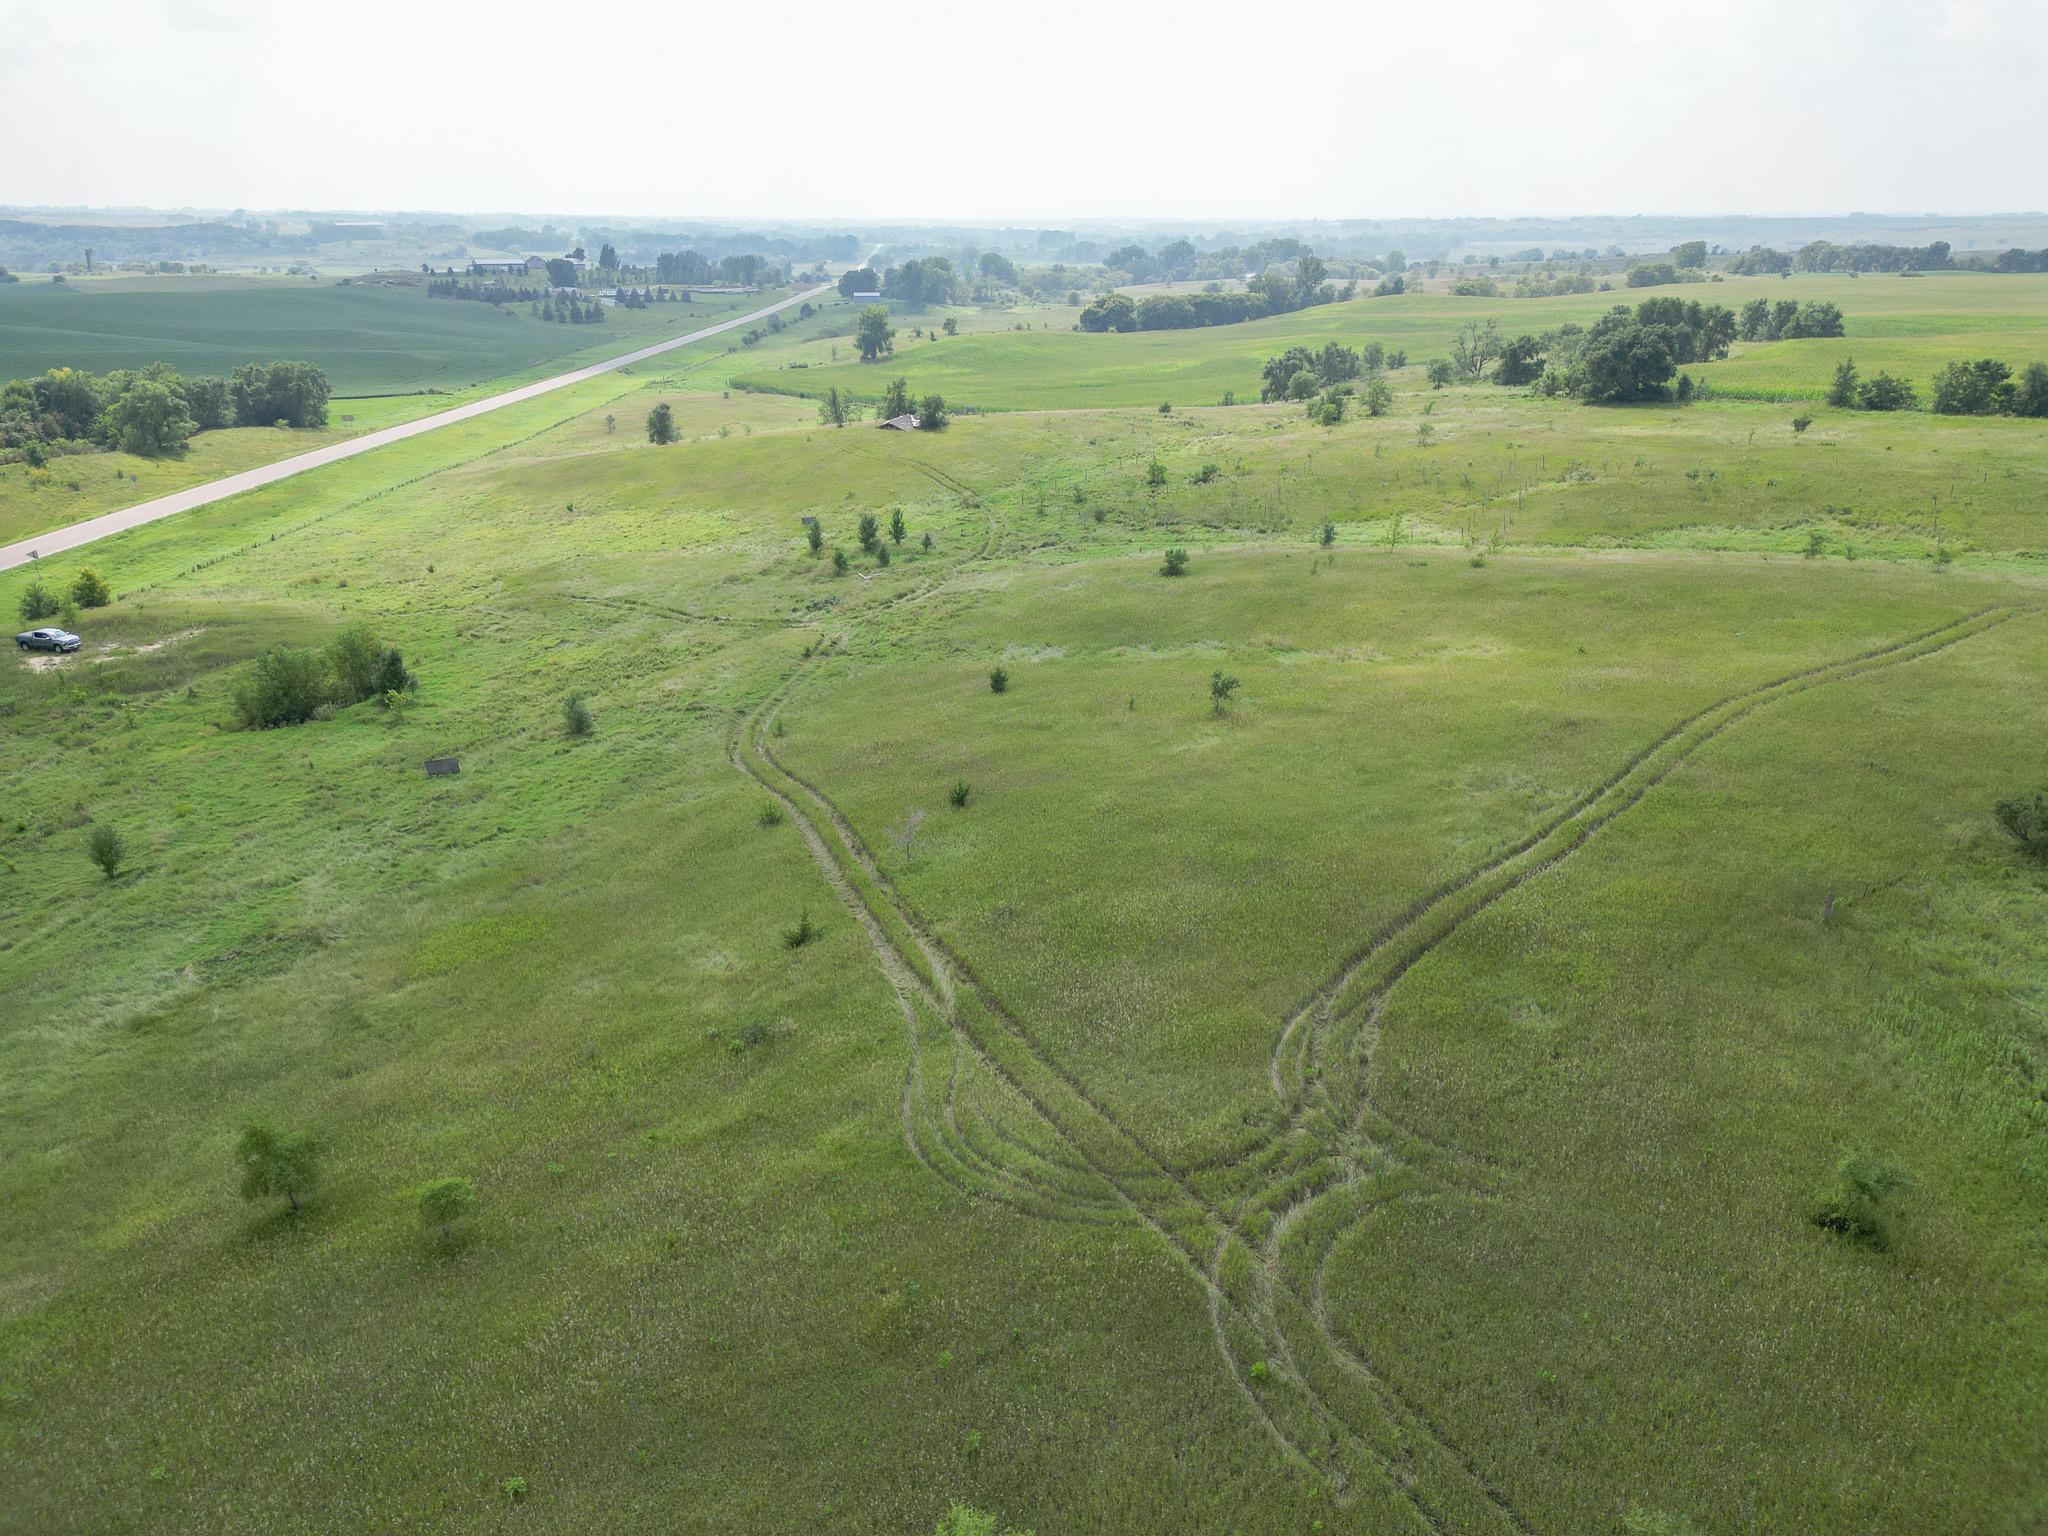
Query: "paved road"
0 282 834 574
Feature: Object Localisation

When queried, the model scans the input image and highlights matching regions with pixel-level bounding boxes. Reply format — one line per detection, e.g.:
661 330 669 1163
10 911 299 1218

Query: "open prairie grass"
1 269 2044 1535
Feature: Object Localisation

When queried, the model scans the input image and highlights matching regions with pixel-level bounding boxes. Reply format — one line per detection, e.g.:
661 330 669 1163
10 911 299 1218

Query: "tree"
837 267 879 297
977 250 1019 286
236 1122 322 1215
646 402 678 444
2012 362 2048 418
229 361 329 428
418 1177 477 1241
1363 376 1394 416
1209 670 1241 715
1451 321 1504 381
858 512 880 551
1160 547 1189 577
1994 789 2048 855
887 806 927 867
1931 359 2014 415
915 394 948 430
597 243 619 271
833 549 850 574
100 378 195 456
988 664 1008 693
1425 358 1455 389
882 377 913 418
233 647 329 728
856 305 896 362
1810 1145 1908 1250
86 822 125 879
325 623 385 704
1077 292 1139 333
1826 358 1860 408
182 375 232 430
1579 321 1676 404
1858 372 1917 411
818 387 849 427
545 257 578 286
941 316 958 335
1320 520 1336 547
889 508 906 545
69 567 111 608
1672 240 1708 269
17 580 60 622
806 520 824 555
1493 335 1545 387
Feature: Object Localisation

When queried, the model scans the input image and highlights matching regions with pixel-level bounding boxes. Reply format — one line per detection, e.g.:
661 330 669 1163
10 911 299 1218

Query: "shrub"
988 664 1009 694
325 623 385 703
646 402 677 444
236 1121 322 1214
1158 401 1171 414
832 549 850 574
1320 520 1336 548
1145 459 1167 488
69 567 111 609
233 647 329 729
889 508 906 545
373 648 416 701
949 779 971 808
876 543 891 568
858 512 880 551
1993 790 2048 855
500 1477 528 1505
783 908 821 949
86 822 125 879
562 693 594 737
915 394 949 430
418 1176 476 1241
17 580 60 622
806 520 824 555
1209 670 1241 715
1160 548 1189 577
1809 1145 1907 1249
1791 412 1812 434
758 802 786 828
1193 462 1218 484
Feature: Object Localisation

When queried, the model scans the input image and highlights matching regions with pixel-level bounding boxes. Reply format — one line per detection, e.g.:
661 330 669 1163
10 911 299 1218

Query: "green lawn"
2 279 2045 1535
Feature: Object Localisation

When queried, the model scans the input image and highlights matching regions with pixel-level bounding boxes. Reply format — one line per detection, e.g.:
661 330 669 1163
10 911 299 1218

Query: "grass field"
2 271 2044 1535
739 274 2048 413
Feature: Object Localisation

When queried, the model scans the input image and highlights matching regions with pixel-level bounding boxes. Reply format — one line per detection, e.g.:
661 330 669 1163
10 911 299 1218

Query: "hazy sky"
3 0 2041 221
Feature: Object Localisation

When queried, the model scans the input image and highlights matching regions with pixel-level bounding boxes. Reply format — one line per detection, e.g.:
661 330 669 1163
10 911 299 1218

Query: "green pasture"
1 266 2045 1535
742 273 2048 411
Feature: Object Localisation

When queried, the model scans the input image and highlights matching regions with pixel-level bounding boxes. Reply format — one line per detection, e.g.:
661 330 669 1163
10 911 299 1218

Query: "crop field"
2 272 2044 1536
743 274 2048 413
0 283 792 547
0 274 776 394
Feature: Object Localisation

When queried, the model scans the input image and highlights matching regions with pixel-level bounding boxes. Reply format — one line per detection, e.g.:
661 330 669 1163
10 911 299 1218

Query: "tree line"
2 359 331 461
1078 258 1343 334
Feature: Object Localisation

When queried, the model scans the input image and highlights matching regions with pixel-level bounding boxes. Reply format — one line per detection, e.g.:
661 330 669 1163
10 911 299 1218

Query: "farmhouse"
878 414 919 431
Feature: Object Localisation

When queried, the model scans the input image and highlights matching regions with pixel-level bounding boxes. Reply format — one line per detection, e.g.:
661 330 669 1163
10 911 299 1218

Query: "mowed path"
0 283 833 573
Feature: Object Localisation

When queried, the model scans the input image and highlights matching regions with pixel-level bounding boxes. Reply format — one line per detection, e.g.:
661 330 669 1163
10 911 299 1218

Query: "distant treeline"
1079 258 1345 333
2 360 330 462
1723 241 2048 275
652 251 783 286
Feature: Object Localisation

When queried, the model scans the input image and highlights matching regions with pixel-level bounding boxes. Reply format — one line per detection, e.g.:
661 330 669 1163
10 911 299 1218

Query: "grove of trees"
1 359 330 461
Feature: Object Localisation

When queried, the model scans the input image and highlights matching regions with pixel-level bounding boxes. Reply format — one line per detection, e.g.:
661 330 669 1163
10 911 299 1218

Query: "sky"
2 0 2042 222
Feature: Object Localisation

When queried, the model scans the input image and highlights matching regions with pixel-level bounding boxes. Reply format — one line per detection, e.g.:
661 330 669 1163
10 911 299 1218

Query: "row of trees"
2 359 330 460
1738 298 1846 341
1079 259 1339 334
653 250 778 286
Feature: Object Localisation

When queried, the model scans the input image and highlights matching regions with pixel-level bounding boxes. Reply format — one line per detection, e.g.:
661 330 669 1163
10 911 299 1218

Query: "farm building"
879 414 919 431
849 291 882 301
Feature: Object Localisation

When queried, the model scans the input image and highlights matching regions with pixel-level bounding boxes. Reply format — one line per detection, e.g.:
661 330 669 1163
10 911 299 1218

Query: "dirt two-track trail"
731 483 2023 1532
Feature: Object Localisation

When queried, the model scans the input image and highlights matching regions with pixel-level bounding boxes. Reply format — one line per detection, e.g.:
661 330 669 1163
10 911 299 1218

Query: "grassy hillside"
2 284 2045 1534
740 274 2048 413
